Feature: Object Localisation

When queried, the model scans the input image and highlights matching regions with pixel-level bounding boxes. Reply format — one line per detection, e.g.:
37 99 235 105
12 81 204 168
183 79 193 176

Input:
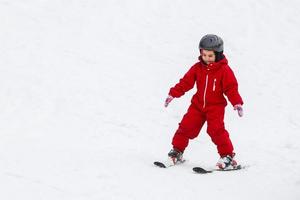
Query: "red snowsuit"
169 55 243 157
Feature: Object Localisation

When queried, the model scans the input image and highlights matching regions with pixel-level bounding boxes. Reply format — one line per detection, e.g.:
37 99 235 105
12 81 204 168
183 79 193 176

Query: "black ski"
153 160 186 168
193 165 243 174
153 161 168 168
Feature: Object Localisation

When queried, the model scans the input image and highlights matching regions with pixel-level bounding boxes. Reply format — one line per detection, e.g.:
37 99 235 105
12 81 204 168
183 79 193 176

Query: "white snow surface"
1 0 300 199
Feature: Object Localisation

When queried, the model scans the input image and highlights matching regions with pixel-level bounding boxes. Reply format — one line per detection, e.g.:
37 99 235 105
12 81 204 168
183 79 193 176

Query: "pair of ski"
154 160 243 174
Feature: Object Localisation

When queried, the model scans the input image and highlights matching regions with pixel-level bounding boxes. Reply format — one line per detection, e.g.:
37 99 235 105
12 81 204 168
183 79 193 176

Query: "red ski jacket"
169 56 243 109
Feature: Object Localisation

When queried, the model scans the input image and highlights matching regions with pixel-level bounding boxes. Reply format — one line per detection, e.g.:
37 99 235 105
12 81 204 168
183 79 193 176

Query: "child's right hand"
164 95 174 107
234 104 243 117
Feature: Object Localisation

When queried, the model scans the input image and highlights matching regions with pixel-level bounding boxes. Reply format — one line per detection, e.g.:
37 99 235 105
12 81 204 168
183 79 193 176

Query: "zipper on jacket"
203 74 208 108
213 78 216 91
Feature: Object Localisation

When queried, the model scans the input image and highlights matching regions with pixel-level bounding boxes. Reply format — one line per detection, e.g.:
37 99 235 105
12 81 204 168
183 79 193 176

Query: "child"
164 34 244 170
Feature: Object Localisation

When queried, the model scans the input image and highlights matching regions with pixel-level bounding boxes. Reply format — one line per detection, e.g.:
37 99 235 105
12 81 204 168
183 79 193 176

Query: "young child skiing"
164 34 244 170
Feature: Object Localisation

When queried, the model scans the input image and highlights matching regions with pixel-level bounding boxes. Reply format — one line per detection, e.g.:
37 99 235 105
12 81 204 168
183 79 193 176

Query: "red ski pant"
171 104 234 157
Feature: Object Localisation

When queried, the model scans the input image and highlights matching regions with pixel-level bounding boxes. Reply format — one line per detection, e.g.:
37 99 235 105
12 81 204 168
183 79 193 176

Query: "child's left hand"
234 104 243 117
164 95 174 107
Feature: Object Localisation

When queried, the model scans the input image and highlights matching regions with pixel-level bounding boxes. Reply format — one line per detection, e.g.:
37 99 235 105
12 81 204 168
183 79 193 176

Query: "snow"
0 0 300 199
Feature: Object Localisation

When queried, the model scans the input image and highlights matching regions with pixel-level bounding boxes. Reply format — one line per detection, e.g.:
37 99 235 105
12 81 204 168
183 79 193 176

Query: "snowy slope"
0 0 300 199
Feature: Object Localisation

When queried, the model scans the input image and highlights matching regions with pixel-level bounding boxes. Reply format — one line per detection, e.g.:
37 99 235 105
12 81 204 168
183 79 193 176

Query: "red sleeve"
222 66 244 106
169 65 197 98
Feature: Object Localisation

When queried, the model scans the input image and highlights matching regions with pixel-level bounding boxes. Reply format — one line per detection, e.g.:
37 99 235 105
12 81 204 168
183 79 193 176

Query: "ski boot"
168 148 184 165
216 153 238 170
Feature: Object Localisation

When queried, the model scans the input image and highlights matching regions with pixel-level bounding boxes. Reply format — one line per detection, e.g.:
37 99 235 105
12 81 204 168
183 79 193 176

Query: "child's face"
201 49 216 65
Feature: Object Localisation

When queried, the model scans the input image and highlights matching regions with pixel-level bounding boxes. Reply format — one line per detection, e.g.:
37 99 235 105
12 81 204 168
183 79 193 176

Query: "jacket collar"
199 55 228 71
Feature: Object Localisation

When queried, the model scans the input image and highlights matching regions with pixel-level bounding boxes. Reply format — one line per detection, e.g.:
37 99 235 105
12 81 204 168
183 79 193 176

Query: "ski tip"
193 167 212 174
154 161 167 168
